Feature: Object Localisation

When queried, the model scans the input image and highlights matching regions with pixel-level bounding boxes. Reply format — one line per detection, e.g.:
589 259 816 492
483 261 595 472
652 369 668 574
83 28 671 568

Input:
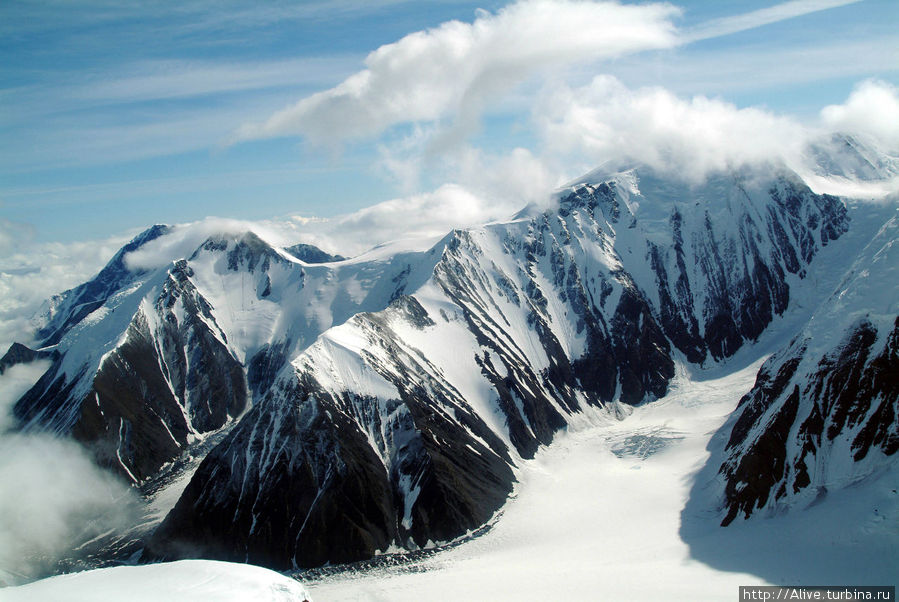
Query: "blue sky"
0 0 897 247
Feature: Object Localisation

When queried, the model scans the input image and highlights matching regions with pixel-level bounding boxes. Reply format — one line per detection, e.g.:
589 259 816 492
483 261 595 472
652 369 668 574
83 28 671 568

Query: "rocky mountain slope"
718 212 898 525
12 232 431 482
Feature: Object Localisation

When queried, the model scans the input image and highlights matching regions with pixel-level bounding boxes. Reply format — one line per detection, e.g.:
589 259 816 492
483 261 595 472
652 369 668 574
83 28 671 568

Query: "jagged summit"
283 242 346 264
0 342 58 376
34 224 172 348
804 132 899 183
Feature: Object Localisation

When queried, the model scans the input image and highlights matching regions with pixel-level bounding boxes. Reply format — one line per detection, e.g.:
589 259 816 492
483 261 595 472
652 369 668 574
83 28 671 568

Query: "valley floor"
305 359 898 601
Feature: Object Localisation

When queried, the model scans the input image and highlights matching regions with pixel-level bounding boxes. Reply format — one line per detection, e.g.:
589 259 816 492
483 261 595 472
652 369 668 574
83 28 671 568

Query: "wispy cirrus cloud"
0 0 423 41
682 0 863 42
0 55 361 170
593 35 898 100
71 57 360 104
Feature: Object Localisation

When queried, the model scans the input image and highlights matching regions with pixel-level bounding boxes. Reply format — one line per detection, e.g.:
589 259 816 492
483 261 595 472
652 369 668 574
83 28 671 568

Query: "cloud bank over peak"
225 0 897 199
122 217 295 272
233 0 680 145
821 80 899 152
536 75 809 182
537 76 899 186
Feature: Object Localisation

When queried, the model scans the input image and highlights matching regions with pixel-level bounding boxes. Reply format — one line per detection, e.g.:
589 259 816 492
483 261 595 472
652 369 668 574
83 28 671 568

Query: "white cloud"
280 185 506 257
453 146 560 210
375 125 436 193
119 146 560 262
530 74 899 195
232 0 880 154
821 80 899 151
0 219 36 258
118 172 542 263
233 0 679 146
0 433 139 585
123 217 294 272
0 362 49 433
535 75 809 183
336 184 490 240
0 364 139 585
299 146 562 255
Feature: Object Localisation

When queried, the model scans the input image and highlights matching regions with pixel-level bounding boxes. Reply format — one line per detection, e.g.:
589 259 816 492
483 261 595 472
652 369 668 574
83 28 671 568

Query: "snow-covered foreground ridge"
3 145 898 577
1 560 312 602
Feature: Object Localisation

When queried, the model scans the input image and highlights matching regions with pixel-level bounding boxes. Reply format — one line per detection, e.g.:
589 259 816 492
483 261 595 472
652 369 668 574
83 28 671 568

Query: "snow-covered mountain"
804 133 899 184
149 166 851 568
5 150 897 574
13 231 433 483
717 211 898 526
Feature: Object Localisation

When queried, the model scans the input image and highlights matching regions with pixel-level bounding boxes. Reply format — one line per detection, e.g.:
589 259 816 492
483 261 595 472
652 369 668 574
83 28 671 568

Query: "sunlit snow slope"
1 560 312 602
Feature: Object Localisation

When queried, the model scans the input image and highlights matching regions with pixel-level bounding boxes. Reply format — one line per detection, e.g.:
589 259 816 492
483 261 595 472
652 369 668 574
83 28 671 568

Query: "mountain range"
5 135 897 574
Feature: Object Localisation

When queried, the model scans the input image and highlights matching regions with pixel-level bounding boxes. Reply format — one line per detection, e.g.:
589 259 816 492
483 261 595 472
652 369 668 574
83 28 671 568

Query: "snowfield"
0 560 312 602
304 359 898 601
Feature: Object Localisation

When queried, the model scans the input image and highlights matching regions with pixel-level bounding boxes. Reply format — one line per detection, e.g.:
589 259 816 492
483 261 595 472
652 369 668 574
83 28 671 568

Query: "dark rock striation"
718 214 898 525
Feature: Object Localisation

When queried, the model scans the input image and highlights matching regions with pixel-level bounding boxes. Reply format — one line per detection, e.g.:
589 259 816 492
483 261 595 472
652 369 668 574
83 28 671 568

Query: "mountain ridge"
5 153 897 573
145 164 866 568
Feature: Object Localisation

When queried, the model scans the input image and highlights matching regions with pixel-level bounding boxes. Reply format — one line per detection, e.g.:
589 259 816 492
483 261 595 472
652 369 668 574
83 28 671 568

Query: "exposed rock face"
718 215 898 525
15 258 249 482
150 302 516 568
0 342 59 375
635 172 848 362
283 243 346 264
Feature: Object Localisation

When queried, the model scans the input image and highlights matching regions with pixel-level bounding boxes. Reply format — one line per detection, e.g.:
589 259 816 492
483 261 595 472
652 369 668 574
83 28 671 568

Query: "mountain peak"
283 243 346 264
33 224 173 347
